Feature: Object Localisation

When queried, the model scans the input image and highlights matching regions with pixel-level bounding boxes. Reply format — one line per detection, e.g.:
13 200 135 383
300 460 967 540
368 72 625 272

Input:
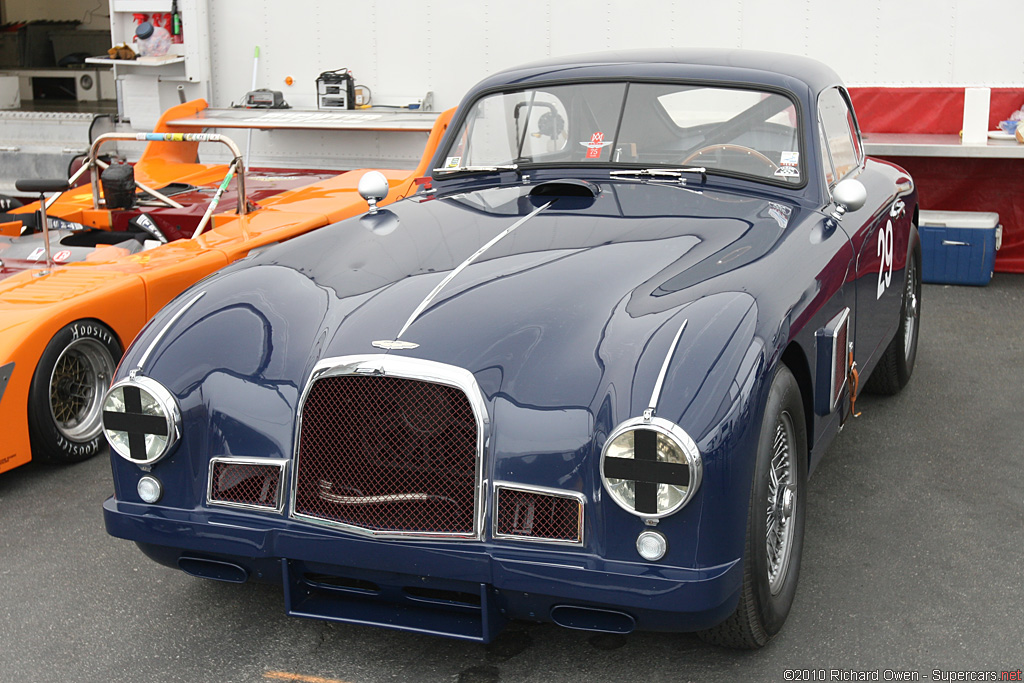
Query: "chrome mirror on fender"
358 171 390 215
830 178 867 221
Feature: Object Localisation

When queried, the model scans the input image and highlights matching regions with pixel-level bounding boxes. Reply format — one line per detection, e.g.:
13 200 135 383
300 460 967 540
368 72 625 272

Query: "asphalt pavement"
1 276 1022 683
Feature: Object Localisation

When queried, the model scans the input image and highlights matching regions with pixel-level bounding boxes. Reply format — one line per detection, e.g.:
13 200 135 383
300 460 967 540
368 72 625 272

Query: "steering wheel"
681 144 779 173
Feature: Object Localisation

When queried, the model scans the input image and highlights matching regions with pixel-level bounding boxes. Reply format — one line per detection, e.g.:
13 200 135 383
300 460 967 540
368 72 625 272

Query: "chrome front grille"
292 361 482 538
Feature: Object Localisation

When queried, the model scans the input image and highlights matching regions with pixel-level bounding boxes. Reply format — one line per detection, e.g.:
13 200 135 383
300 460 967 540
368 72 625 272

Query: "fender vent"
814 307 851 416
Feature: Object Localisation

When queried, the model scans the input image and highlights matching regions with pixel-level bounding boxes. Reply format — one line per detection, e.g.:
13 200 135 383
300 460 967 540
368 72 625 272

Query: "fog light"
636 530 667 561
137 475 163 503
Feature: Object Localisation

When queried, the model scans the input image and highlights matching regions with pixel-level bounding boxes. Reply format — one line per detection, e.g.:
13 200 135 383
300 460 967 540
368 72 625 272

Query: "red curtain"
849 87 1024 134
848 88 1024 272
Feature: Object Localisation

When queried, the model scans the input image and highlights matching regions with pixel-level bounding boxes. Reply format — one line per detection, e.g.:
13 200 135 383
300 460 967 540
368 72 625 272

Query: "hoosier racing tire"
28 320 122 465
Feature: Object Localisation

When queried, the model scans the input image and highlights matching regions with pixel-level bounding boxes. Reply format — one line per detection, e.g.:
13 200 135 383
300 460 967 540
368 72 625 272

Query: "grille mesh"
496 487 582 543
294 375 478 534
209 461 282 509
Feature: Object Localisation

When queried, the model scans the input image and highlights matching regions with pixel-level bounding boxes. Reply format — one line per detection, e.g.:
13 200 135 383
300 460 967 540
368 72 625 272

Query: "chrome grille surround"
289 355 489 541
830 308 851 412
207 456 288 513
493 482 585 546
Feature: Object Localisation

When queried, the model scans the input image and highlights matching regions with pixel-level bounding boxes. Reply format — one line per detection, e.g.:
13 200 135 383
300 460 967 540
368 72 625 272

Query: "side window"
818 88 861 184
819 120 836 186
845 97 864 161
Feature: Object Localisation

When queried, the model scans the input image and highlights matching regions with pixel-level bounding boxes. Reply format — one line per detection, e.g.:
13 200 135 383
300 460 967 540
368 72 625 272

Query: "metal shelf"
168 107 440 132
85 56 185 67
864 133 1024 159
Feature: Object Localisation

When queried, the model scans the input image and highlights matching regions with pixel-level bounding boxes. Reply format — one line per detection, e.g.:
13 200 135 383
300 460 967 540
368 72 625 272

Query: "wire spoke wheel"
765 410 797 595
697 365 807 649
865 240 921 396
48 337 115 442
903 256 919 360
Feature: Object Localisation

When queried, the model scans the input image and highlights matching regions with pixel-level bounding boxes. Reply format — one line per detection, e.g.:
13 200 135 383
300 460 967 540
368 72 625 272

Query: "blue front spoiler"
104 496 742 642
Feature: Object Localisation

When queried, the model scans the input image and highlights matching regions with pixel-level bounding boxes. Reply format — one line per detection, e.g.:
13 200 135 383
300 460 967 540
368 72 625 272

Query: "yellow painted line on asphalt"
264 671 353 683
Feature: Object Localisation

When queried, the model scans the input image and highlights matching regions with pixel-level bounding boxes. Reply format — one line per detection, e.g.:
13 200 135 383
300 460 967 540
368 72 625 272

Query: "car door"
818 86 902 371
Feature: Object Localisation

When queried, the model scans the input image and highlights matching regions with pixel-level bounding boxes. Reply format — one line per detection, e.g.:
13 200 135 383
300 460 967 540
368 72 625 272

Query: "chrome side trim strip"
135 291 206 375
394 201 552 340
207 456 289 514
493 482 585 546
813 306 851 417
646 318 687 420
829 308 851 413
289 354 489 541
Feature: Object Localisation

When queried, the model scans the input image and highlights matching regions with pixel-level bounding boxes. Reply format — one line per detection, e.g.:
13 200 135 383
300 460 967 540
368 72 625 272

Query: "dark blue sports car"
101 49 920 648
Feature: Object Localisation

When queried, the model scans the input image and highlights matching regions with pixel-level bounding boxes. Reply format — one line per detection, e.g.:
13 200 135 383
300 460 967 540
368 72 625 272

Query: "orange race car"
0 99 452 474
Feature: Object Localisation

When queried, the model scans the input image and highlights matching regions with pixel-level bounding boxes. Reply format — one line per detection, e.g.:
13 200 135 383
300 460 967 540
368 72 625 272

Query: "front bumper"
104 496 742 642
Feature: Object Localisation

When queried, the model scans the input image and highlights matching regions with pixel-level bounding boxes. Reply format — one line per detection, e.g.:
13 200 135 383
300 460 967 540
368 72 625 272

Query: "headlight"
102 376 181 466
600 416 702 519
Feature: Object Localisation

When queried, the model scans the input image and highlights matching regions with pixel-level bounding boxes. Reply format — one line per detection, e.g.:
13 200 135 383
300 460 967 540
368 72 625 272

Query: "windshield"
440 82 802 184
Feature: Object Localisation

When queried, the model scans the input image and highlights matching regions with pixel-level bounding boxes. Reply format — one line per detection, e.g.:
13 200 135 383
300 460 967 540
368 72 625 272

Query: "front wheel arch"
780 344 814 467
698 363 808 648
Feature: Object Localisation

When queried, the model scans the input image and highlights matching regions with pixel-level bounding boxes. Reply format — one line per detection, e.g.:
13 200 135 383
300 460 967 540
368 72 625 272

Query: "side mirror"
358 171 390 215
830 178 867 221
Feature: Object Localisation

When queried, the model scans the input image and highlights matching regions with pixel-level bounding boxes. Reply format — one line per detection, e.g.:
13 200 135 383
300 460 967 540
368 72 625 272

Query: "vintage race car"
0 99 452 474
101 50 920 648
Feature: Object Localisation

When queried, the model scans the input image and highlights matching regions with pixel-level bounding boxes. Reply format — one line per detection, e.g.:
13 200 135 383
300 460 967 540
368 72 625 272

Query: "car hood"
134 180 793 452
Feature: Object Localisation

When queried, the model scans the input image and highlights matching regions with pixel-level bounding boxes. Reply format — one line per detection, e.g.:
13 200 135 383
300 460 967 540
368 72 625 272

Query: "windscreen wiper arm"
609 167 707 183
433 164 520 175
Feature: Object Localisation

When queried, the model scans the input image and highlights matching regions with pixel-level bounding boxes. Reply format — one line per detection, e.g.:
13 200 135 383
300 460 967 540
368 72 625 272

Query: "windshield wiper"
609 167 707 183
433 164 519 176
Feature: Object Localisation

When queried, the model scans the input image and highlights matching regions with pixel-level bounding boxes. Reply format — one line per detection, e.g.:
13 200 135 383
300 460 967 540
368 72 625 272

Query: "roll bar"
84 132 249 218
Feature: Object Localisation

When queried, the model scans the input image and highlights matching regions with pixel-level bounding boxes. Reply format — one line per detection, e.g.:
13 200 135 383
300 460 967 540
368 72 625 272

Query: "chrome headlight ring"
600 415 702 520
102 375 182 467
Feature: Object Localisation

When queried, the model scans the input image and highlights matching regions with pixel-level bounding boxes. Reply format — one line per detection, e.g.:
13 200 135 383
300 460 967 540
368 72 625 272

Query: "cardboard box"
919 210 1001 286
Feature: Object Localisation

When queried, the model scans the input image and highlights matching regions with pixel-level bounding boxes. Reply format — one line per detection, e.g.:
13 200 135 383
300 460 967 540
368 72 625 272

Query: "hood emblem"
371 339 420 350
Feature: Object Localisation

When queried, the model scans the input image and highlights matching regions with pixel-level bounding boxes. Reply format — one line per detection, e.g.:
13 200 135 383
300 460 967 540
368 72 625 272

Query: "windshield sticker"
580 132 612 159
775 151 800 177
444 156 462 169
53 250 72 263
28 247 45 261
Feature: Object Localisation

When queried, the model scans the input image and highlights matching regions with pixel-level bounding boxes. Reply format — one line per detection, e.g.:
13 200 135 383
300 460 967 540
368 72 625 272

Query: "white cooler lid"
919 210 1000 229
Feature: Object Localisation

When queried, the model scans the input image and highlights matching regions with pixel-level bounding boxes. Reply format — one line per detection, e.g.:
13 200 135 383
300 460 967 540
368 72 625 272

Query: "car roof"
472 48 843 98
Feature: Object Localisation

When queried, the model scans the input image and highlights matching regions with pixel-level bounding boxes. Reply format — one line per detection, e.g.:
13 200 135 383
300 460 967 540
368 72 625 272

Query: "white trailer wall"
206 0 1024 114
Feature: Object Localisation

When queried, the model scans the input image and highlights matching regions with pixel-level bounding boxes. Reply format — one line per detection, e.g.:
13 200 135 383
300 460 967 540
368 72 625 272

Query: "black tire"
865 242 921 395
0 194 23 211
28 320 122 464
698 365 808 649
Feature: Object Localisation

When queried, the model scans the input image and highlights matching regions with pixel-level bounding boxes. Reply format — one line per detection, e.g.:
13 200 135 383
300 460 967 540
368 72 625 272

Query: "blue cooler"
919 210 1002 286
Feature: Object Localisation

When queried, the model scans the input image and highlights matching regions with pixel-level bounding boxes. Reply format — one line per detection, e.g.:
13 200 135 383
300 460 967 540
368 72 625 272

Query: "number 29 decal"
876 199 905 299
